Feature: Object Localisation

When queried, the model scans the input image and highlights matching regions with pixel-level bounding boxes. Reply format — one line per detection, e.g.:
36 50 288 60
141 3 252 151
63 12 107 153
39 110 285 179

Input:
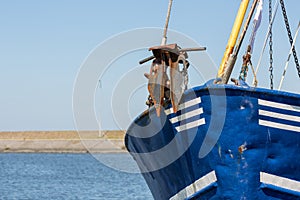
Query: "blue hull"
125 81 300 199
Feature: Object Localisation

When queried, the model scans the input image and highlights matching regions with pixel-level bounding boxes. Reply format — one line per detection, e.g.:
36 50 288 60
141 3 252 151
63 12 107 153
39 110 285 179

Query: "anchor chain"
280 0 300 77
269 0 274 89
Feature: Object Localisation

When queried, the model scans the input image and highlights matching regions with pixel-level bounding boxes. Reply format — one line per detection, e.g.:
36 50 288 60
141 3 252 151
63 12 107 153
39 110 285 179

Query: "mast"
161 0 173 45
217 0 250 82
222 0 259 84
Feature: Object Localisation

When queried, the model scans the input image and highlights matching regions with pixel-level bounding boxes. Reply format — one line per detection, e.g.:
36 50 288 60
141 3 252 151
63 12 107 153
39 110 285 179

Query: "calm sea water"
0 153 153 199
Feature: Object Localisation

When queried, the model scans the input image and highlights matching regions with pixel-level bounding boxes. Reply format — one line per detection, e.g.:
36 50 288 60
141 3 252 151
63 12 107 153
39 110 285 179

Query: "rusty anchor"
143 44 191 116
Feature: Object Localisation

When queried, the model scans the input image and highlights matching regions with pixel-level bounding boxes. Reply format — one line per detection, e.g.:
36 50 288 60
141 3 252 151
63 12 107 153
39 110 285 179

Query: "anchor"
142 44 204 116
139 0 205 116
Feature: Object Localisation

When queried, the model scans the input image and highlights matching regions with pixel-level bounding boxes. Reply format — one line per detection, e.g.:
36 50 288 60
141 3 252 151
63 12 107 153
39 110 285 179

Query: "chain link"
269 0 274 89
280 0 300 77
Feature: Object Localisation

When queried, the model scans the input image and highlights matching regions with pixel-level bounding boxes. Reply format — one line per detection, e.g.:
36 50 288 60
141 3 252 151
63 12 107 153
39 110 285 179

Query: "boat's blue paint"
261 184 300 199
125 81 300 199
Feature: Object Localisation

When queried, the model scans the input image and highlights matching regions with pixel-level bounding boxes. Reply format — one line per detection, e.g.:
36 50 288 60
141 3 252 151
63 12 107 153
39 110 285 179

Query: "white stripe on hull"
170 108 203 124
258 99 300 132
175 118 205 132
259 119 300 133
170 171 217 200
258 99 300 113
165 97 201 115
165 97 205 132
260 172 300 193
259 109 300 123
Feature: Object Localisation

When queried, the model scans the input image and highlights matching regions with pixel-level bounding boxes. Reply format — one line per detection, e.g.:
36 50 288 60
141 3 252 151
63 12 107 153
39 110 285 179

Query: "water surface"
0 153 153 199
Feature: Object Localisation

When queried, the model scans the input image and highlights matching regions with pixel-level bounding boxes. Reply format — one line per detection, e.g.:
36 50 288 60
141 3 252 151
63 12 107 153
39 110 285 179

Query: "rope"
239 46 252 81
250 61 258 86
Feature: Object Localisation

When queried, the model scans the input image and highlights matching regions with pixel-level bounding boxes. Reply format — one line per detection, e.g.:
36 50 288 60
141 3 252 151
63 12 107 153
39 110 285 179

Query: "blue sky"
0 1 299 131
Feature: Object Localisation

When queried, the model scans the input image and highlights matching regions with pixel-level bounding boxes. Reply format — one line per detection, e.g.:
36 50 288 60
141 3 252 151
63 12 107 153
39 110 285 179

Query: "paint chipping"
238 142 247 154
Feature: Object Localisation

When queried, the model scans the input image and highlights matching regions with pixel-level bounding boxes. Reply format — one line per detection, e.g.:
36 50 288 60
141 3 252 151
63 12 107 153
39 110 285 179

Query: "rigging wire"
279 0 300 77
278 22 300 90
253 0 279 86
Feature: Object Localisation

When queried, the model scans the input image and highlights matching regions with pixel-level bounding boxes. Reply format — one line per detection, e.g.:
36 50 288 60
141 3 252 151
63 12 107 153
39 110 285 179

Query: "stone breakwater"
0 131 126 153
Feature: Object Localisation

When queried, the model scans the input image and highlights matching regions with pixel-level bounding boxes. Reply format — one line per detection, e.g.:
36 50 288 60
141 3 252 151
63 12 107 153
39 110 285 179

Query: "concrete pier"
0 131 126 153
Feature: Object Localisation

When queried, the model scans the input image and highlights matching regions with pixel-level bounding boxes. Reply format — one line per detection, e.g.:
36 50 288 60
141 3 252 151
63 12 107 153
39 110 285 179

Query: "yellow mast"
217 0 250 79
